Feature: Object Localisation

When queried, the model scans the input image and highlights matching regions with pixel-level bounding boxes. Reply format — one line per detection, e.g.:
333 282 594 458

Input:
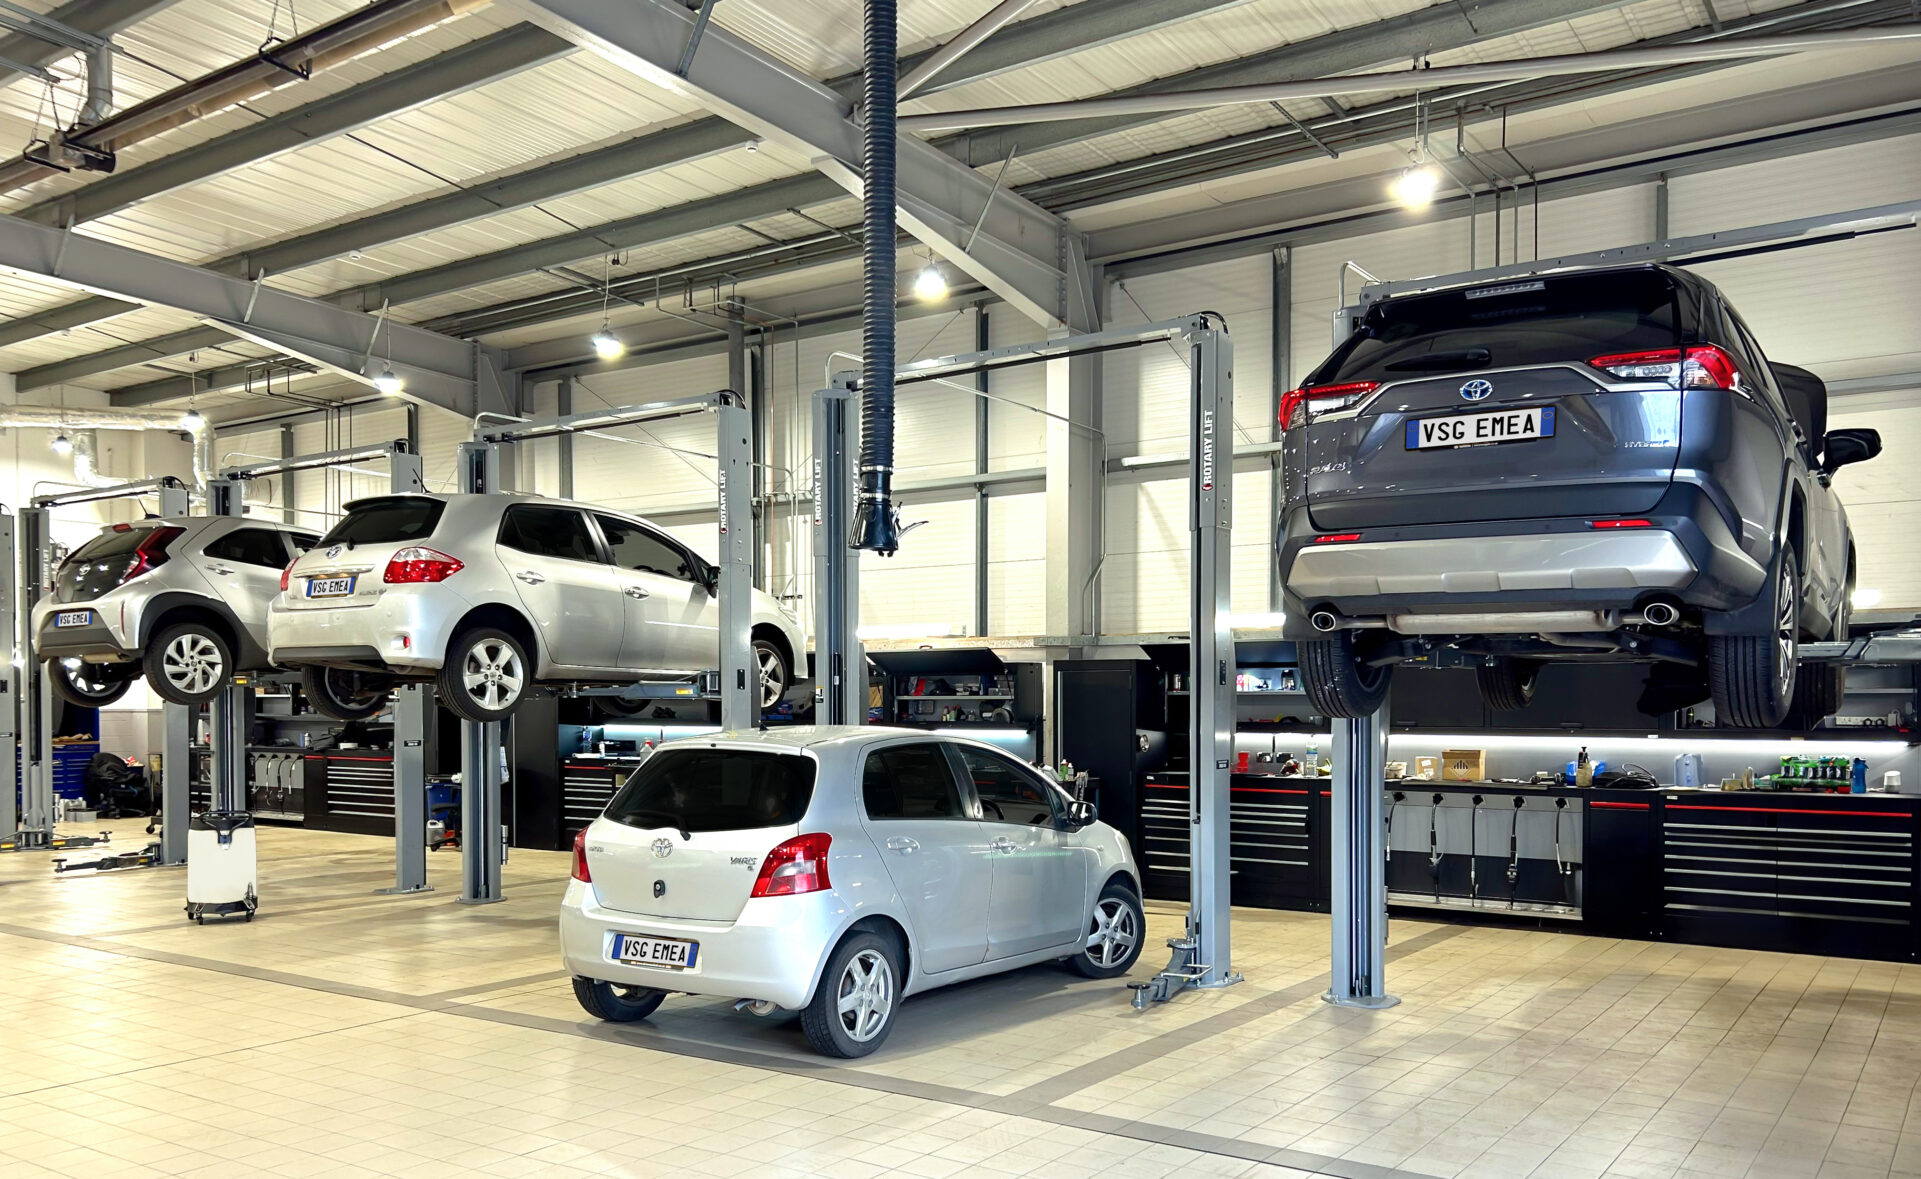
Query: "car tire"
1299 631 1393 718
1476 658 1540 712
144 622 233 706
1068 879 1145 980
301 666 389 721
571 976 666 1023
48 660 133 708
1784 662 1846 730
801 930 901 1058
753 634 789 713
1710 549 1799 728
438 627 530 723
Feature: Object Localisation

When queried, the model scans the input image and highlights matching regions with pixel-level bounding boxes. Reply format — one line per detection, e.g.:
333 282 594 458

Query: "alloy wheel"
162 634 223 695
756 645 785 710
1775 564 1797 698
834 948 894 1043
462 638 524 711
65 660 123 699
1085 898 1139 969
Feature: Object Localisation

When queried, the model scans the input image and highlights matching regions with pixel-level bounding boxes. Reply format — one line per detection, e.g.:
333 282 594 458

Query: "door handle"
515 570 545 585
624 585 650 599
990 837 1017 854
207 565 233 575
885 836 919 853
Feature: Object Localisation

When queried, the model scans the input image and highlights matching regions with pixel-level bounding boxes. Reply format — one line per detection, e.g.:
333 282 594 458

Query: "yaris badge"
1460 379 1494 402
650 838 673 859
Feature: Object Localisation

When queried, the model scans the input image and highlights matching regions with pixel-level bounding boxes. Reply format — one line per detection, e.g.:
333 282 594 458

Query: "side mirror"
1823 427 1881 475
1066 799 1098 828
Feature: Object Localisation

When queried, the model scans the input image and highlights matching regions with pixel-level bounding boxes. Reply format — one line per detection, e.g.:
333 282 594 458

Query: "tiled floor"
4 821 1920 1179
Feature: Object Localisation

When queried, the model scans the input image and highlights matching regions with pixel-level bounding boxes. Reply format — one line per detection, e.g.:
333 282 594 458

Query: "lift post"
838 316 1239 1004
204 479 249 816
812 383 862 725
222 440 432 894
17 478 189 855
1327 703 1398 1008
459 390 758 904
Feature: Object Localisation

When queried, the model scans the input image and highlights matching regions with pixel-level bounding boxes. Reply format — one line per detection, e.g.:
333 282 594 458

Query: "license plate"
1406 406 1555 450
613 933 698 970
305 576 356 598
53 610 91 628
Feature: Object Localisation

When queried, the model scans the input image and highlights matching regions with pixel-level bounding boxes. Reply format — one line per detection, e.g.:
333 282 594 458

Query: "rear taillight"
119 526 183 586
279 561 294 592
750 833 832 898
1314 533 1362 544
1588 344 1740 390
571 828 592 883
1589 518 1654 529
383 546 463 584
1279 381 1378 431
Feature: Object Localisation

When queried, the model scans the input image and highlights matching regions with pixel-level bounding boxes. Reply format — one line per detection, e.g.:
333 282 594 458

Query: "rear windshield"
320 497 445 546
1313 269 1683 385
69 526 153 562
606 748 815 833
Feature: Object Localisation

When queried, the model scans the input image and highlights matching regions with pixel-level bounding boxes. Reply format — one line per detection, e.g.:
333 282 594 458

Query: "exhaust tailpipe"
1640 600 1680 627
1309 609 1340 633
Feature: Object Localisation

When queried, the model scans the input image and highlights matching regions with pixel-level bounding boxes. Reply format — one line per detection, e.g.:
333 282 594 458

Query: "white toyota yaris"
559 725 1145 1057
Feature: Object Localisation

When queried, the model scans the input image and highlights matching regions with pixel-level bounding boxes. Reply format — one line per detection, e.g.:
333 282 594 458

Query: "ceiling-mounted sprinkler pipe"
852 0 902 555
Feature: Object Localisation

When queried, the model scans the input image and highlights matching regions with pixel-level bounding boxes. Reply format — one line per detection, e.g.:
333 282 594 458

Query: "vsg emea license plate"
613 933 698 970
53 610 91 627
1406 405 1555 450
305 576 356 598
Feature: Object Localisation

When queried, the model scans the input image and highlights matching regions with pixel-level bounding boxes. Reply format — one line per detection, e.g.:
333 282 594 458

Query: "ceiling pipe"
897 0 1042 101
896 24 1921 132
0 0 484 195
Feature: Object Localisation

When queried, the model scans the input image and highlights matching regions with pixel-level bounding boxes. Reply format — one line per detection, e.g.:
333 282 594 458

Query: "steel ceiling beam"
500 0 1082 329
0 0 178 90
0 0 1219 354
0 211 478 413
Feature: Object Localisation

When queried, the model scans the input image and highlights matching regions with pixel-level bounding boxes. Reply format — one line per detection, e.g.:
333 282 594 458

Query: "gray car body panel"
1278 263 1854 645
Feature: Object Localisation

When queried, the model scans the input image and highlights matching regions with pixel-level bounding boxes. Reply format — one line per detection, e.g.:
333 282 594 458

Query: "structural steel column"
974 307 991 639
17 506 51 846
457 440 507 904
812 384 862 725
155 482 191 863
386 445 431 894
555 378 574 500
1269 248 1290 612
1188 326 1239 988
1327 704 1398 1008
0 513 13 842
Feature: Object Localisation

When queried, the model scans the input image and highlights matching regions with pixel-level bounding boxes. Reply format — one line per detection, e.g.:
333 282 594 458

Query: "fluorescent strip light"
857 622 969 640
935 727 1029 739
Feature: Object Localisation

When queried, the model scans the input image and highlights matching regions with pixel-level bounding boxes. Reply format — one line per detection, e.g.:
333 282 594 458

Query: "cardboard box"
1413 756 1439 780
1441 748 1486 782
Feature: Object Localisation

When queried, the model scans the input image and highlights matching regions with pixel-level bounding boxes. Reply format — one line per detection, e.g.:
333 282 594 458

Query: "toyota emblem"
324 544 343 559
650 838 673 859
1459 379 1494 402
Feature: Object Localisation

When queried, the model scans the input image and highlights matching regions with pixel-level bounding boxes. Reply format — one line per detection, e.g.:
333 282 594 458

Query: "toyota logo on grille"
650 838 673 859
1459 379 1494 402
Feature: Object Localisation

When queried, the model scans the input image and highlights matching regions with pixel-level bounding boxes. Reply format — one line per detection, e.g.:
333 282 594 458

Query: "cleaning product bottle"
1304 743 1320 773
1574 746 1593 788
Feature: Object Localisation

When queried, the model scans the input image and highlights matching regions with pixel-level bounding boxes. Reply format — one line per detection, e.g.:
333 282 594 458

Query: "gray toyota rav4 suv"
1279 263 1880 728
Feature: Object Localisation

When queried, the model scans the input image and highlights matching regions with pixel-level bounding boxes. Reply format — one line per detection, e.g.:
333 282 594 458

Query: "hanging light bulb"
914 260 948 301
179 407 205 432
50 432 72 455
591 324 624 360
373 366 404 396
1389 162 1442 211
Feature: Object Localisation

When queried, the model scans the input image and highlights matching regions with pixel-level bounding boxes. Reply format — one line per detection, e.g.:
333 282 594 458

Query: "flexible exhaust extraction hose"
851 0 902 555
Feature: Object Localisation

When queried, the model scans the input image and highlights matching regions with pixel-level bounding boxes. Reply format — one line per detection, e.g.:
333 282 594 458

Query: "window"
863 743 965 821
596 515 699 582
290 532 321 553
322 497 445 545
204 527 292 569
498 505 601 563
607 748 814 833
957 745 1058 827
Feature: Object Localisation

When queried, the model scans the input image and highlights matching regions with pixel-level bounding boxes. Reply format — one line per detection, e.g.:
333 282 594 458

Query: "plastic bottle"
1304 743 1320 773
1574 746 1592 788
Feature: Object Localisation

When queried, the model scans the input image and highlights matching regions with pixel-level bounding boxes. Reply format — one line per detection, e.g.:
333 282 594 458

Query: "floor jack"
4 829 113 854
55 841 163 873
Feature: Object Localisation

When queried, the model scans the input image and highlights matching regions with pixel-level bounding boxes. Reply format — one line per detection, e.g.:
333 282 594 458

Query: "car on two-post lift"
1277 263 1880 728
267 492 808 724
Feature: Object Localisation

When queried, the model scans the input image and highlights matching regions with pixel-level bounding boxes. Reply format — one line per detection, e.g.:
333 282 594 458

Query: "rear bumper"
30 599 135 660
268 590 451 672
1279 483 1767 638
558 879 846 1009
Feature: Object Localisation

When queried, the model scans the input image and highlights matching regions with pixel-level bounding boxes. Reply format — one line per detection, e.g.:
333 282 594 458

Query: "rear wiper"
626 809 691 841
1383 348 1492 373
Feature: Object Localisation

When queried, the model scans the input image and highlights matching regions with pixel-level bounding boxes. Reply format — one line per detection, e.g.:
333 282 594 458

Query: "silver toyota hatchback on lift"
269 492 807 724
1279 263 1880 728
33 516 319 708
